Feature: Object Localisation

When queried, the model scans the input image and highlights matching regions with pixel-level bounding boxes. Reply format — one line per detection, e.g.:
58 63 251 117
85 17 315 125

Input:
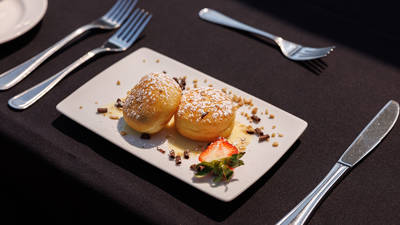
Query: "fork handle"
276 163 349 225
0 24 95 91
198 8 277 40
8 47 105 110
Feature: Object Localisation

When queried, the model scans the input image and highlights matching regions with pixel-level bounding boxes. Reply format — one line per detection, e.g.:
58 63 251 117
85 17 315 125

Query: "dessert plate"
56 47 308 202
0 0 47 44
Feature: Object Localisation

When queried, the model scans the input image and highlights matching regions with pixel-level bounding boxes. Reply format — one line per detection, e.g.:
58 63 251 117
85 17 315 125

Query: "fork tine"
113 0 137 24
126 13 152 45
113 8 142 38
103 0 125 19
121 10 148 41
109 0 130 22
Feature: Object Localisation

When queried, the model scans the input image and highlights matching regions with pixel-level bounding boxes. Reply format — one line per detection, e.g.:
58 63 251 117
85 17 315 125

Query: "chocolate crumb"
156 147 166 154
169 150 175 159
259 134 270 142
79 106 83 109
184 150 189 159
251 115 261 123
255 128 264 136
175 155 182 165
140 133 151 139
115 98 123 108
246 128 255 134
97 108 108 113
200 112 209 119
190 164 197 170
162 70 167 74
272 142 279 147
109 115 119 120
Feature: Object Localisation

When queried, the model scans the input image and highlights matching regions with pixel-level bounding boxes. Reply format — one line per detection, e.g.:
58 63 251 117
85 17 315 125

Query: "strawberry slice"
199 137 239 162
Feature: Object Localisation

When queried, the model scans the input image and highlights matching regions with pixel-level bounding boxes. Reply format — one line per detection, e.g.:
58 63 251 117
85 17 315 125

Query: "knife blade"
276 100 399 225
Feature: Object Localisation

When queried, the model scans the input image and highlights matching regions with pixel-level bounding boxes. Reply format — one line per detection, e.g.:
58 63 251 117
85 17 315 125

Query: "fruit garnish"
194 138 245 183
193 152 245 183
199 137 239 162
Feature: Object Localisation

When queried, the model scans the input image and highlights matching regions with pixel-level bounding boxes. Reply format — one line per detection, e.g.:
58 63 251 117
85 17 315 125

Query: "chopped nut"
271 133 276 137
142 59 146 63
155 59 160 63
228 91 232 94
79 106 83 109
95 101 98 104
272 125 276 129
244 98 252 105
259 134 270 142
194 83 198 88
239 146 246 151
251 115 261 123
204 79 207 83
255 128 263 136
97 108 108 113
232 95 240 102
140 133 151 139
251 107 258 114
190 164 197 170
269 114 275 119
272 142 279 147
120 131 127 136
246 127 255 134
175 155 182 165
221 88 227 93
193 79 198 83
278 133 284 137
265 109 269 115
240 112 244 116
184 150 189 159
169 150 175 158
116 80 121 85
208 84 213 87
162 70 167 74
109 115 119 120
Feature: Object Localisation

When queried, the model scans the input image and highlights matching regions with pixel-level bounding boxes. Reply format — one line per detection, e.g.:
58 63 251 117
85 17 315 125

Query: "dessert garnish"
115 98 123 108
175 155 182 165
169 149 175 158
157 147 166 154
251 115 261 123
97 107 108 113
184 150 189 159
258 134 270 142
193 137 245 182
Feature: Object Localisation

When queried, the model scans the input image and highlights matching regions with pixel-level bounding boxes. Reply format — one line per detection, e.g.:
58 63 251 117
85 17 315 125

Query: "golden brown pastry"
175 87 235 141
123 73 182 134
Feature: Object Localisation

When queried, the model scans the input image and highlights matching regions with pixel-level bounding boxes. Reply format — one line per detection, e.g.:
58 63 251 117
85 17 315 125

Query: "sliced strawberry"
199 137 239 162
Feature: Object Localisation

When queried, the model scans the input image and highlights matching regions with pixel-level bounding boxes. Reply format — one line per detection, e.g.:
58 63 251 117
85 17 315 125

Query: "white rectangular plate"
56 47 307 202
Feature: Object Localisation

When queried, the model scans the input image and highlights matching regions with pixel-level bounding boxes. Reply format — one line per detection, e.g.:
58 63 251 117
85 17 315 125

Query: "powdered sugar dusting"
177 87 234 123
123 73 181 120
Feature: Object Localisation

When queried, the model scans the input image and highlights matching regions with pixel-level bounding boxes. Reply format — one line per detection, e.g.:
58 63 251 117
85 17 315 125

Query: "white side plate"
0 0 48 44
56 47 308 202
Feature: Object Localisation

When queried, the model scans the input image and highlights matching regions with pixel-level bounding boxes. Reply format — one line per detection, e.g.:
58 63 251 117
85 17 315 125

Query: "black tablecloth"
2 0 400 224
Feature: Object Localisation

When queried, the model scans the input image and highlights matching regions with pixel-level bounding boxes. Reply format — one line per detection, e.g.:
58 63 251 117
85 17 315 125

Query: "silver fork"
199 8 335 61
0 0 137 90
8 9 152 110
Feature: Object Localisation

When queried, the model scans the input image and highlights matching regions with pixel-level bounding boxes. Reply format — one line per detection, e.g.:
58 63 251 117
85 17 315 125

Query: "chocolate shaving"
169 150 175 159
162 70 167 74
156 147 165 154
184 150 189 159
258 134 270 142
200 112 209 119
246 128 255 134
190 164 197 170
175 155 182 165
255 128 264 136
173 77 186 90
251 115 261 123
140 133 150 139
115 98 123 108
97 108 108 113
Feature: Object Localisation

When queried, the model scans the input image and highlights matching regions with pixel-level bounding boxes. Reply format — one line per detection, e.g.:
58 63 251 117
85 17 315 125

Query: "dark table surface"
2 0 400 224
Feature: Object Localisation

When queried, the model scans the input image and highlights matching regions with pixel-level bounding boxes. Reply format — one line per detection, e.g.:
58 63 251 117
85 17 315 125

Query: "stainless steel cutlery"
8 8 152 110
276 100 399 225
0 0 137 90
199 8 335 61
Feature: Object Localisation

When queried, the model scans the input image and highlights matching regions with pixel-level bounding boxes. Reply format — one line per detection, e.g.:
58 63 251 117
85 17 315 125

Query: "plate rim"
0 0 48 44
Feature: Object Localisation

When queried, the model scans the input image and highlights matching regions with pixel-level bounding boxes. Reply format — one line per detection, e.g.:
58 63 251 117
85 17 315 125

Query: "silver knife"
276 100 399 225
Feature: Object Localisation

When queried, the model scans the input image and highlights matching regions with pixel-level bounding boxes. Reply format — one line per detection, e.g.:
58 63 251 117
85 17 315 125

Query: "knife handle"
276 163 349 225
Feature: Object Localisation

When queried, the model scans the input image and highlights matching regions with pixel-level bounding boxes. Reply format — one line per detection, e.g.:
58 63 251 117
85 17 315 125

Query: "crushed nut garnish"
194 83 198 88
156 147 166 154
155 59 160 63
278 133 284 137
271 133 276 137
95 101 98 104
79 106 83 109
246 127 255 134
272 142 279 147
265 109 269 115
269 114 275 119
204 79 207 83
140 133 151 139
193 79 198 83
97 108 108 113
162 70 167 74
251 107 258 114
208 84 213 87
259 134 270 142
120 131 127 136
142 59 146 63
184 150 189 159
109 115 119 120
221 88 227 93
116 80 120 85
169 150 175 158
272 125 276 129
255 128 263 136
251 115 261 123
